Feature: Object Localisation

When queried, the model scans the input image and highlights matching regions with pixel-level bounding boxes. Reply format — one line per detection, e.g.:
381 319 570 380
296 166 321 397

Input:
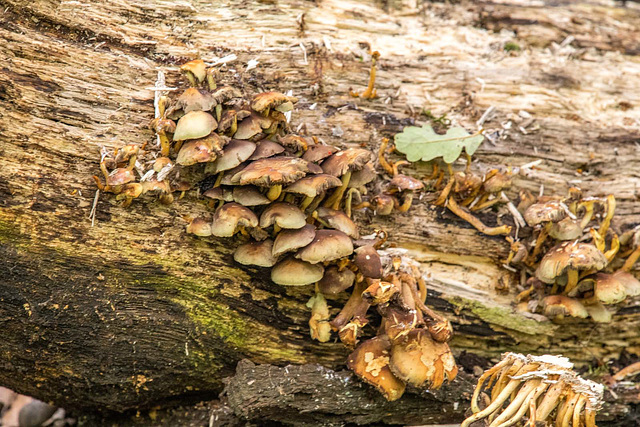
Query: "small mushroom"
232 157 314 200
354 245 383 278
176 87 217 114
173 111 217 142
277 134 312 153
389 329 458 389
316 207 360 239
251 91 298 114
302 144 339 163
549 217 583 241
322 148 374 209
372 194 395 216
536 242 608 295
524 200 567 226
348 162 377 189
232 186 271 206
583 273 627 305
272 224 316 257
210 202 258 237
234 239 277 267
362 278 398 305
317 266 356 295
295 229 354 264
542 295 588 320
284 174 342 211
247 140 285 160
149 118 177 157
613 270 640 297
210 140 256 173
186 217 213 237
585 302 612 323
176 135 224 166
271 257 325 286
234 112 273 140
260 202 307 230
203 187 233 203
387 173 424 212
347 335 406 401
180 59 207 86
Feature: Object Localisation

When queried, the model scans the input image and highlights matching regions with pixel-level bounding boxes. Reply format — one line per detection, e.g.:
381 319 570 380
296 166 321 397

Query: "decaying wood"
1 0 640 421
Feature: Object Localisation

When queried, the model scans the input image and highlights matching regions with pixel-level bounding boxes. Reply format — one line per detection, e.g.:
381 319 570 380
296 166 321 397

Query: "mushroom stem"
435 164 455 206
489 379 541 426
535 380 565 421
461 378 525 427
621 244 640 272
572 395 587 427
600 194 616 236
229 116 238 136
579 201 596 229
213 172 224 188
497 381 548 427
330 281 368 332
184 72 197 87
392 160 409 177
267 184 282 201
358 51 379 99
345 188 361 218
590 228 606 252
324 171 352 210
215 104 222 122
159 133 172 157
471 195 503 212
470 358 517 413
378 138 395 175
396 193 413 212
428 162 440 180
604 232 620 262
447 197 512 236
158 95 169 118
564 269 579 295
530 223 551 260
585 408 596 427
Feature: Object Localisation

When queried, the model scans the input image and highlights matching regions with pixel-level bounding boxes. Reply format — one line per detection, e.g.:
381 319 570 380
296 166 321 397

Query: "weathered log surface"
1 0 640 419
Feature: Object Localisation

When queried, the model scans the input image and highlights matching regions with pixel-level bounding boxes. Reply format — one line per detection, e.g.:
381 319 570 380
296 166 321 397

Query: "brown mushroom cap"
272 224 317 257
247 140 285 161
302 144 339 163
284 174 342 198
271 257 325 286
316 207 360 239
232 157 312 187
317 266 356 294
107 168 136 186
211 86 242 104
180 59 206 83
354 245 383 279
536 242 608 284
348 163 377 188
482 171 512 193
141 180 171 195
234 112 273 140
389 330 458 389
592 273 627 304
542 295 588 319
524 200 567 226
585 302 612 323
203 187 233 202
277 134 311 152
210 140 256 172
150 118 176 134
260 202 307 229
211 202 259 237
373 194 395 216
232 186 271 206
219 163 248 185
176 139 217 166
153 157 173 172
186 217 212 237
173 111 217 141
234 239 277 267
321 148 373 177
549 217 583 241
388 174 424 192
251 91 298 113
613 270 640 297
347 335 406 401
119 183 143 198
295 229 354 264
176 88 217 114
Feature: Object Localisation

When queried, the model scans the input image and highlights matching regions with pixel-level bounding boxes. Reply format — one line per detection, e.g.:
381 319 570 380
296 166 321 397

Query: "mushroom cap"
348 163 377 188
535 242 608 284
272 224 316 257
153 157 173 173
284 174 342 198
234 112 273 140
210 140 256 173
354 245 383 279
321 148 373 177
362 278 399 305
176 88 217 114
251 91 298 113
316 207 360 239
482 171 512 193
203 187 233 202
302 144 339 163
373 194 395 216
549 217 583 241
119 183 143 198
585 302 612 324
389 330 458 389
247 140 285 161
295 229 354 264
173 111 217 141
277 134 311 152
219 163 248 185
211 202 259 237
232 186 271 206
592 273 627 305
141 179 171 195
524 201 567 226
613 270 640 297
234 239 278 267
232 157 312 187
211 86 242 104
260 202 307 229
347 335 406 401
180 59 206 82
271 257 325 286
382 307 419 341
388 174 424 192
186 217 212 237
149 118 176 134
176 139 216 166
171 180 191 192
107 168 136 186
542 295 588 319
317 266 355 294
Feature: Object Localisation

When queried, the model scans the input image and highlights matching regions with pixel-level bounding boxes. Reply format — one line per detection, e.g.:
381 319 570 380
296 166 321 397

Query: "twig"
89 189 100 227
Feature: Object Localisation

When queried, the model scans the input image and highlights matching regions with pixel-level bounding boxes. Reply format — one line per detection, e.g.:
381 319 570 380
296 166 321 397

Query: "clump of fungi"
463 352 603 427
94 59 455 400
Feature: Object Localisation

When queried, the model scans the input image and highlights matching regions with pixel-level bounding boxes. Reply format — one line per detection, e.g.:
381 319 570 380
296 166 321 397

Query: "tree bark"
1 0 640 420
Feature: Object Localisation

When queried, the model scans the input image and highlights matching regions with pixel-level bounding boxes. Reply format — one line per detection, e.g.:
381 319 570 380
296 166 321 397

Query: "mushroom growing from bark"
542 295 589 320
271 257 324 286
232 156 313 200
251 91 298 115
317 266 356 295
307 290 331 342
315 207 360 239
210 202 259 237
173 111 217 142
387 172 424 212
180 59 207 86
234 239 277 267
186 217 212 237
284 174 342 211
260 203 307 230
272 224 316 257
295 229 354 264
322 148 373 210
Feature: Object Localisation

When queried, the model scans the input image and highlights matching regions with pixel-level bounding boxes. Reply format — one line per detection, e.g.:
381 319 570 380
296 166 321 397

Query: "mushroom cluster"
463 352 603 427
508 189 640 323
94 60 454 401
